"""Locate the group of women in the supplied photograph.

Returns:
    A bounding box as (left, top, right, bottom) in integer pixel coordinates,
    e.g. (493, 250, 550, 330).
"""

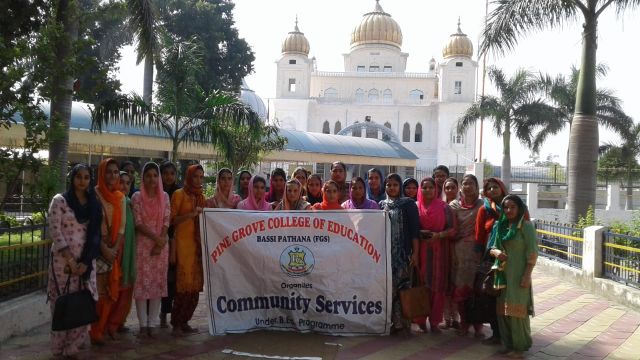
(47, 160, 537, 359)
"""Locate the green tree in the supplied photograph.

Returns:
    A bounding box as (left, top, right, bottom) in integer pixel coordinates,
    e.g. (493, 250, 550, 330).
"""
(158, 0, 254, 92)
(457, 67, 560, 189)
(598, 123, 640, 210)
(91, 36, 261, 162)
(216, 122, 287, 174)
(481, 0, 639, 223)
(127, 0, 162, 105)
(532, 65, 632, 152)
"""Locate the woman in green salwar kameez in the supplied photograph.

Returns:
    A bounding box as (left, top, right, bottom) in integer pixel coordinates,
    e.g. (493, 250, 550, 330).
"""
(489, 194, 537, 358)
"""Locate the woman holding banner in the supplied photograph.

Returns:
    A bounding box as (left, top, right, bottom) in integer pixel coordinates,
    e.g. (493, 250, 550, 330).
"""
(379, 173, 420, 335)
(311, 180, 342, 210)
(237, 176, 272, 211)
(330, 162, 350, 203)
(131, 163, 170, 338)
(170, 164, 205, 336)
(206, 168, 241, 209)
(291, 167, 309, 197)
(450, 174, 484, 338)
(342, 177, 378, 210)
(275, 179, 311, 210)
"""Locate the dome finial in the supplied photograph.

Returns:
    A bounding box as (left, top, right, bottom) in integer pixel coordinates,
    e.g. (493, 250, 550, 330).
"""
(374, 0, 384, 12)
(294, 15, 299, 32)
(457, 17, 462, 33)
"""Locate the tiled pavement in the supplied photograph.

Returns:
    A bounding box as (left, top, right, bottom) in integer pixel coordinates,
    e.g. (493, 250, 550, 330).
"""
(2, 268, 640, 360)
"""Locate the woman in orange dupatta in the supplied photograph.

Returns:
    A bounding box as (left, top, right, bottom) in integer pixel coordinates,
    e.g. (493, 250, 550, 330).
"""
(90, 159, 126, 344)
(170, 164, 206, 336)
(311, 180, 342, 210)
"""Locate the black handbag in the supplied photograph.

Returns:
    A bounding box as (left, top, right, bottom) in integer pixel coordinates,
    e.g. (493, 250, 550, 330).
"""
(51, 260, 98, 331)
(475, 251, 501, 297)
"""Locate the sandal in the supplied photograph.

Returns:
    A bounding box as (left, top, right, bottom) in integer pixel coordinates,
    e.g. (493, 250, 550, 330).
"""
(181, 324, 198, 333)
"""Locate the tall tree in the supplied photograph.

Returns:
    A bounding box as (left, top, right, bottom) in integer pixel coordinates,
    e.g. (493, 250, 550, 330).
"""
(481, 0, 640, 223)
(158, 0, 254, 92)
(598, 123, 640, 210)
(216, 122, 287, 174)
(457, 67, 560, 189)
(91, 36, 261, 162)
(48, 0, 80, 191)
(127, 0, 161, 105)
(532, 65, 632, 152)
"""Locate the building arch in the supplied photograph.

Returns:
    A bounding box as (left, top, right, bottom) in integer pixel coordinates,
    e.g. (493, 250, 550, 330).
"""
(334, 121, 342, 134)
(415, 123, 423, 142)
(402, 123, 411, 142)
(322, 121, 330, 134)
(368, 89, 379, 102)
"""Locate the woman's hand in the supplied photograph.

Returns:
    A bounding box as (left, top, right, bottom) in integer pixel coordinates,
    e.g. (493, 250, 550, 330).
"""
(410, 252, 419, 267)
(420, 230, 433, 240)
(490, 248, 507, 261)
(193, 207, 203, 217)
(102, 245, 117, 262)
(520, 275, 531, 288)
(74, 263, 88, 276)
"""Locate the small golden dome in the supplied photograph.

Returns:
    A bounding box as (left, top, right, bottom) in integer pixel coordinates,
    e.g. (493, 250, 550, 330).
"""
(350, 0, 402, 49)
(442, 19, 474, 59)
(282, 18, 310, 56)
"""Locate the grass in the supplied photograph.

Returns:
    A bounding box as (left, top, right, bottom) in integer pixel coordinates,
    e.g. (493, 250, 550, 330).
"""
(0, 229, 45, 247)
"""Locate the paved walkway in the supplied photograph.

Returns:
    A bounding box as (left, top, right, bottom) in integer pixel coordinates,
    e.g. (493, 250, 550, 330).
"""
(2, 268, 640, 360)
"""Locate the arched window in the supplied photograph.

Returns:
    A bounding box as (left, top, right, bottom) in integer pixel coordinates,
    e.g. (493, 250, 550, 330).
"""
(415, 123, 423, 142)
(322, 121, 330, 134)
(334, 121, 342, 134)
(368, 89, 379, 102)
(355, 89, 365, 103)
(402, 123, 410, 142)
(409, 89, 424, 102)
(366, 126, 378, 139)
(452, 133, 464, 145)
(325, 87, 338, 99)
(352, 122, 362, 137)
(383, 89, 392, 104)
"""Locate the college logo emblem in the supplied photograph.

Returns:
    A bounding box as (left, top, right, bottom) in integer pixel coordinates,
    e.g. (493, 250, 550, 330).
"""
(280, 245, 315, 277)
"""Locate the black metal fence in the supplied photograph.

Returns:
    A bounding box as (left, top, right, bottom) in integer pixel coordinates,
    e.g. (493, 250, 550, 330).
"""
(603, 232, 640, 289)
(534, 220, 583, 268)
(0, 224, 50, 302)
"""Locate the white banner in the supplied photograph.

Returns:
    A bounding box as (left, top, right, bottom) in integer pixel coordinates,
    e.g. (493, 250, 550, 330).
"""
(200, 209, 392, 336)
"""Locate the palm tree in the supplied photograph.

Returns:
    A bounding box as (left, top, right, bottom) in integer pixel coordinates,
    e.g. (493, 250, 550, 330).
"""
(48, 0, 80, 191)
(457, 67, 560, 189)
(532, 65, 632, 152)
(91, 36, 261, 162)
(598, 123, 640, 210)
(481, 0, 639, 223)
(127, 0, 161, 105)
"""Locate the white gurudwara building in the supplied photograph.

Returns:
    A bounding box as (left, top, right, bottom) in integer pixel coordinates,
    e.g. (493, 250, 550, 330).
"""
(269, 0, 478, 171)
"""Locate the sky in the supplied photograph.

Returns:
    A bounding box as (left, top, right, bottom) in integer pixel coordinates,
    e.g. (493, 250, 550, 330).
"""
(117, 0, 640, 166)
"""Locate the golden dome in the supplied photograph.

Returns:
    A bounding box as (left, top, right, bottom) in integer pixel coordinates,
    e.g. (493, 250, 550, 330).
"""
(350, 0, 402, 49)
(282, 18, 310, 56)
(442, 19, 474, 59)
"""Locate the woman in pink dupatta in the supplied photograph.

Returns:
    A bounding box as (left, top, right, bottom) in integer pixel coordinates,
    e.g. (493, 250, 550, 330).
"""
(414, 177, 454, 333)
(237, 176, 272, 211)
(206, 168, 241, 209)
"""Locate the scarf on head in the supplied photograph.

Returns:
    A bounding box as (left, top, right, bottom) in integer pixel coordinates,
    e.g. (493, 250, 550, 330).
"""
(236, 170, 251, 200)
(366, 168, 386, 202)
(240, 176, 271, 211)
(491, 204, 529, 289)
(97, 158, 124, 300)
(139, 162, 166, 233)
(343, 178, 379, 209)
(313, 184, 342, 210)
(280, 180, 309, 210)
(63, 164, 102, 280)
(212, 168, 239, 208)
(266, 169, 286, 203)
(402, 177, 419, 201)
(416, 177, 447, 232)
(306, 190, 323, 206)
(483, 177, 507, 218)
